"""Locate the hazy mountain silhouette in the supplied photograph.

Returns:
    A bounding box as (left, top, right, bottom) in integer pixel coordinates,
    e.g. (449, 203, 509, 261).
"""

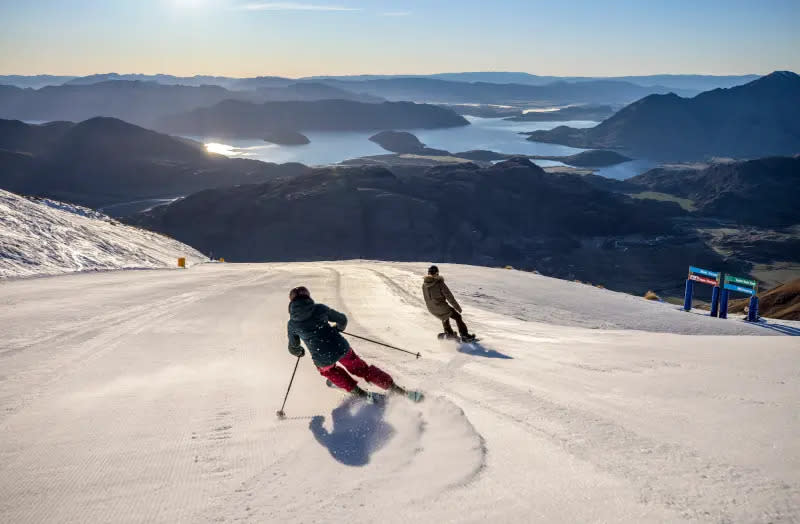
(60, 73, 295, 90)
(0, 72, 758, 93)
(0, 81, 252, 128)
(303, 73, 758, 91)
(526, 72, 800, 159)
(0, 75, 77, 89)
(314, 77, 697, 106)
(256, 82, 383, 103)
(0, 80, 391, 129)
(158, 99, 469, 138)
(0, 117, 307, 210)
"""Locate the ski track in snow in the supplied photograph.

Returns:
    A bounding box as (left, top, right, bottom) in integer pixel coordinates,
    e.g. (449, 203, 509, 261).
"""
(0, 261, 798, 523)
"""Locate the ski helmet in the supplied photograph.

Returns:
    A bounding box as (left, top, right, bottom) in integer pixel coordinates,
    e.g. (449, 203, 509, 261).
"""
(428, 265, 439, 275)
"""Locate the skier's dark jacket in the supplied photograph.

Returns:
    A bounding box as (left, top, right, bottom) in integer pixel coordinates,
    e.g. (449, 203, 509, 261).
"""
(287, 296, 349, 367)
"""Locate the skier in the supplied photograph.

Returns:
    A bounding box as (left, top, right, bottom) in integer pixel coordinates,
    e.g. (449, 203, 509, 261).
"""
(287, 286, 422, 402)
(422, 265, 476, 341)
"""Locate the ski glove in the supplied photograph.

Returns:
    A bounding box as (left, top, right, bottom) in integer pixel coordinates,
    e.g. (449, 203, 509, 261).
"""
(326, 308, 348, 332)
(289, 345, 305, 358)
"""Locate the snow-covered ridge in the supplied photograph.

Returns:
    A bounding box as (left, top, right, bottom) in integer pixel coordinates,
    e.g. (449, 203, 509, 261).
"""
(0, 189, 207, 278)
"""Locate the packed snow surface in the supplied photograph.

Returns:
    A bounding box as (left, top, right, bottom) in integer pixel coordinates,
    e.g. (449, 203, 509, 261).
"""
(0, 189, 206, 278)
(0, 261, 798, 523)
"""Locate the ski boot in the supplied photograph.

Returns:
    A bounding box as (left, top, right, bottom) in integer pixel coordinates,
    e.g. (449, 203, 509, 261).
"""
(351, 385, 385, 404)
(389, 384, 425, 403)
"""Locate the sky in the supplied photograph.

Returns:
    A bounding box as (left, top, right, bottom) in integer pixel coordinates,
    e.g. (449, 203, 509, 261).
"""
(0, 0, 798, 77)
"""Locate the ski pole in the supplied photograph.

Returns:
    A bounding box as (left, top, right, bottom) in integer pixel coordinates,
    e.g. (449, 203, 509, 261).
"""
(276, 356, 301, 419)
(342, 331, 421, 359)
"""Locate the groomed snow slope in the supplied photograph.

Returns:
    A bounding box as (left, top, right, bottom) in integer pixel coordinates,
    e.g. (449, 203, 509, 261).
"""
(0, 189, 206, 278)
(0, 262, 797, 523)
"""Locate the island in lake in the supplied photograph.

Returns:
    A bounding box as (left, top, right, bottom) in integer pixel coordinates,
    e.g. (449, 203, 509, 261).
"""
(369, 130, 449, 156)
(264, 129, 310, 146)
(357, 131, 631, 168)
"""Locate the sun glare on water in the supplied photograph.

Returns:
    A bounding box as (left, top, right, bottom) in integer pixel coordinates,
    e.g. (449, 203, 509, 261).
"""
(206, 142, 237, 156)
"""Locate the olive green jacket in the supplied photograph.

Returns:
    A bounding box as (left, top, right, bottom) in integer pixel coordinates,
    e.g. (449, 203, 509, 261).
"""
(422, 275, 461, 320)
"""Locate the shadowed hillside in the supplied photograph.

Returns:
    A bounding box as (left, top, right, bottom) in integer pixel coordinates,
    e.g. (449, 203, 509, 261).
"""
(157, 99, 469, 138)
(0, 118, 307, 210)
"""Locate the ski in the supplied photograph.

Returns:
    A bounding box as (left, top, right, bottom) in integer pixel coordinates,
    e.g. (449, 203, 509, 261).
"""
(325, 379, 424, 404)
(325, 379, 386, 404)
(404, 390, 425, 403)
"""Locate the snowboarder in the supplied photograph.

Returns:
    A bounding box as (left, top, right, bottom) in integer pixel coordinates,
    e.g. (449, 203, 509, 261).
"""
(422, 265, 476, 341)
(287, 286, 421, 402)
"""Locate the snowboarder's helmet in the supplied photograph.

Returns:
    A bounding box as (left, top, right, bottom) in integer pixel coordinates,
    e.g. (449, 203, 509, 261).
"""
(289, 286, 310, 301)
(428, 265, 439, 275)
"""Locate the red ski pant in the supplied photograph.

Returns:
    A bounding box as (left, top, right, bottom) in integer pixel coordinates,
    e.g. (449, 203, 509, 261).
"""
(317, 348, 394, 392)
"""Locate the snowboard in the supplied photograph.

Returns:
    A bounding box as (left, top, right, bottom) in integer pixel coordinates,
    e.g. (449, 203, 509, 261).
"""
(437, 332, 480, 343)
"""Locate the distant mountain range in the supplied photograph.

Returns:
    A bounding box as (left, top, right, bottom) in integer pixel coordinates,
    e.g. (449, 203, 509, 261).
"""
(0, 117, 306, 210)
(1, 72, 759, 92)
(0, 80, 385, 128)
(424, 73, 760, 91)
(307, 73, 759, 92)
(526, 71, 800, 160)
(61, 73, 295, 90)
(311, 77, 697, 106)
(0, 75, 77, 89)
(0, 81, 249, 128)
(0, 73, 763, 115)
(157, 99, 469, 138)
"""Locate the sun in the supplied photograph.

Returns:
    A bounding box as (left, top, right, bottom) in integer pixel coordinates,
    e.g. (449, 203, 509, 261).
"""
(172, 0, 208, 7)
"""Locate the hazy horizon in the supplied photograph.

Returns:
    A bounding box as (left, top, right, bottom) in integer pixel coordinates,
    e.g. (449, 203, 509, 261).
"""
(1, 0, 798, 77)
(0, 70, 781, 79)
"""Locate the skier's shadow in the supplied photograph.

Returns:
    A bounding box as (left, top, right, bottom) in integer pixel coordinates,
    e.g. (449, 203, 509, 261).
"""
(457, 341, 512, 359)
(309, 397, 395, 467)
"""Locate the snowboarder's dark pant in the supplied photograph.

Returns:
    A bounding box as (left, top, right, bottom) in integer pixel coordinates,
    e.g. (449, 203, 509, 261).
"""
(318, 348, 394, 392)
(443, 309, 470, 337)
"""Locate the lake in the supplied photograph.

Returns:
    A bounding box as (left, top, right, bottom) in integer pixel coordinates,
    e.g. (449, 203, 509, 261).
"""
(191, 117, 656, 180)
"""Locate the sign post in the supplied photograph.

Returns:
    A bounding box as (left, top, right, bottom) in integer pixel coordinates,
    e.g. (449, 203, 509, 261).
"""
(683, 279, 694, 311)
(710, 285, 721, 317)
(722, 274, 758, 321)
(684, 266, 721, 314)
(719, 289, 729, 319)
